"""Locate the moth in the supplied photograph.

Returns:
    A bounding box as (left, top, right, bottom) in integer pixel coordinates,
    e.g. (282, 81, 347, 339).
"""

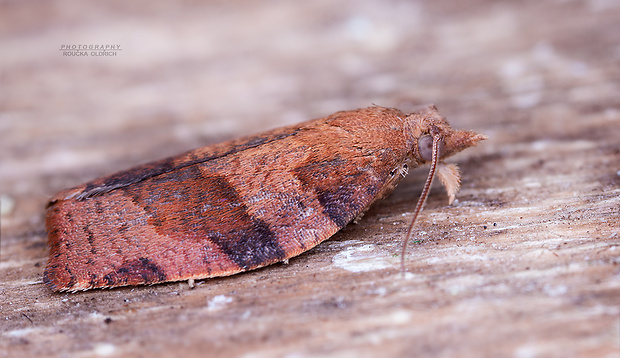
(44, 105, 486, 291)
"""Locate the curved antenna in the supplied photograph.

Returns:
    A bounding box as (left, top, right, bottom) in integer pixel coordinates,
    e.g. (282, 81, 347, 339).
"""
(400, 129, 441, 272)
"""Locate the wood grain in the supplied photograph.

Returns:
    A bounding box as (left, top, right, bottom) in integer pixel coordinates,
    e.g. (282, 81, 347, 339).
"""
(1, 1, 618, 357)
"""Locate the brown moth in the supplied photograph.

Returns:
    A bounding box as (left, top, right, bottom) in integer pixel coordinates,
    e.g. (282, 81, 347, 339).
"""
(44, 105, 486, 291)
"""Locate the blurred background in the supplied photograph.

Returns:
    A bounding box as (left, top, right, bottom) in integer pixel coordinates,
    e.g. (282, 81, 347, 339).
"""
(1, 1, 619, 357)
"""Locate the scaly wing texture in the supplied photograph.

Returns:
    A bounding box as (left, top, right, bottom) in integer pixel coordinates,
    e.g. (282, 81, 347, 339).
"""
(44, 107, 413, 291)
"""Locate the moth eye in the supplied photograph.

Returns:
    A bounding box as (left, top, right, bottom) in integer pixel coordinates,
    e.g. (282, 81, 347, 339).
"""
(418, 135, 434, 161)
(418, 135, 445, 161)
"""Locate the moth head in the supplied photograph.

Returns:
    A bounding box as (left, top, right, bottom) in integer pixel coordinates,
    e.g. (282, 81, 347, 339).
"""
(412, 109, 486, 204)
(414, 106, 487, 164)
(417, 129, 486, 163)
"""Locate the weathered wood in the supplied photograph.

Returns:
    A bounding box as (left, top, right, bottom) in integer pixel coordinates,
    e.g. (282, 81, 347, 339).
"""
(1, 1, 618, 357)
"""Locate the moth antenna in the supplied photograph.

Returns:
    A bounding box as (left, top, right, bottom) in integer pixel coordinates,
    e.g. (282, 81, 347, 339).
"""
(400, 128, 441, 273)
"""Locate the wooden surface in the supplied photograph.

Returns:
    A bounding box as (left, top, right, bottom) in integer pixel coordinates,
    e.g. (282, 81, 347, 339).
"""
(1, 1, 619, 357)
